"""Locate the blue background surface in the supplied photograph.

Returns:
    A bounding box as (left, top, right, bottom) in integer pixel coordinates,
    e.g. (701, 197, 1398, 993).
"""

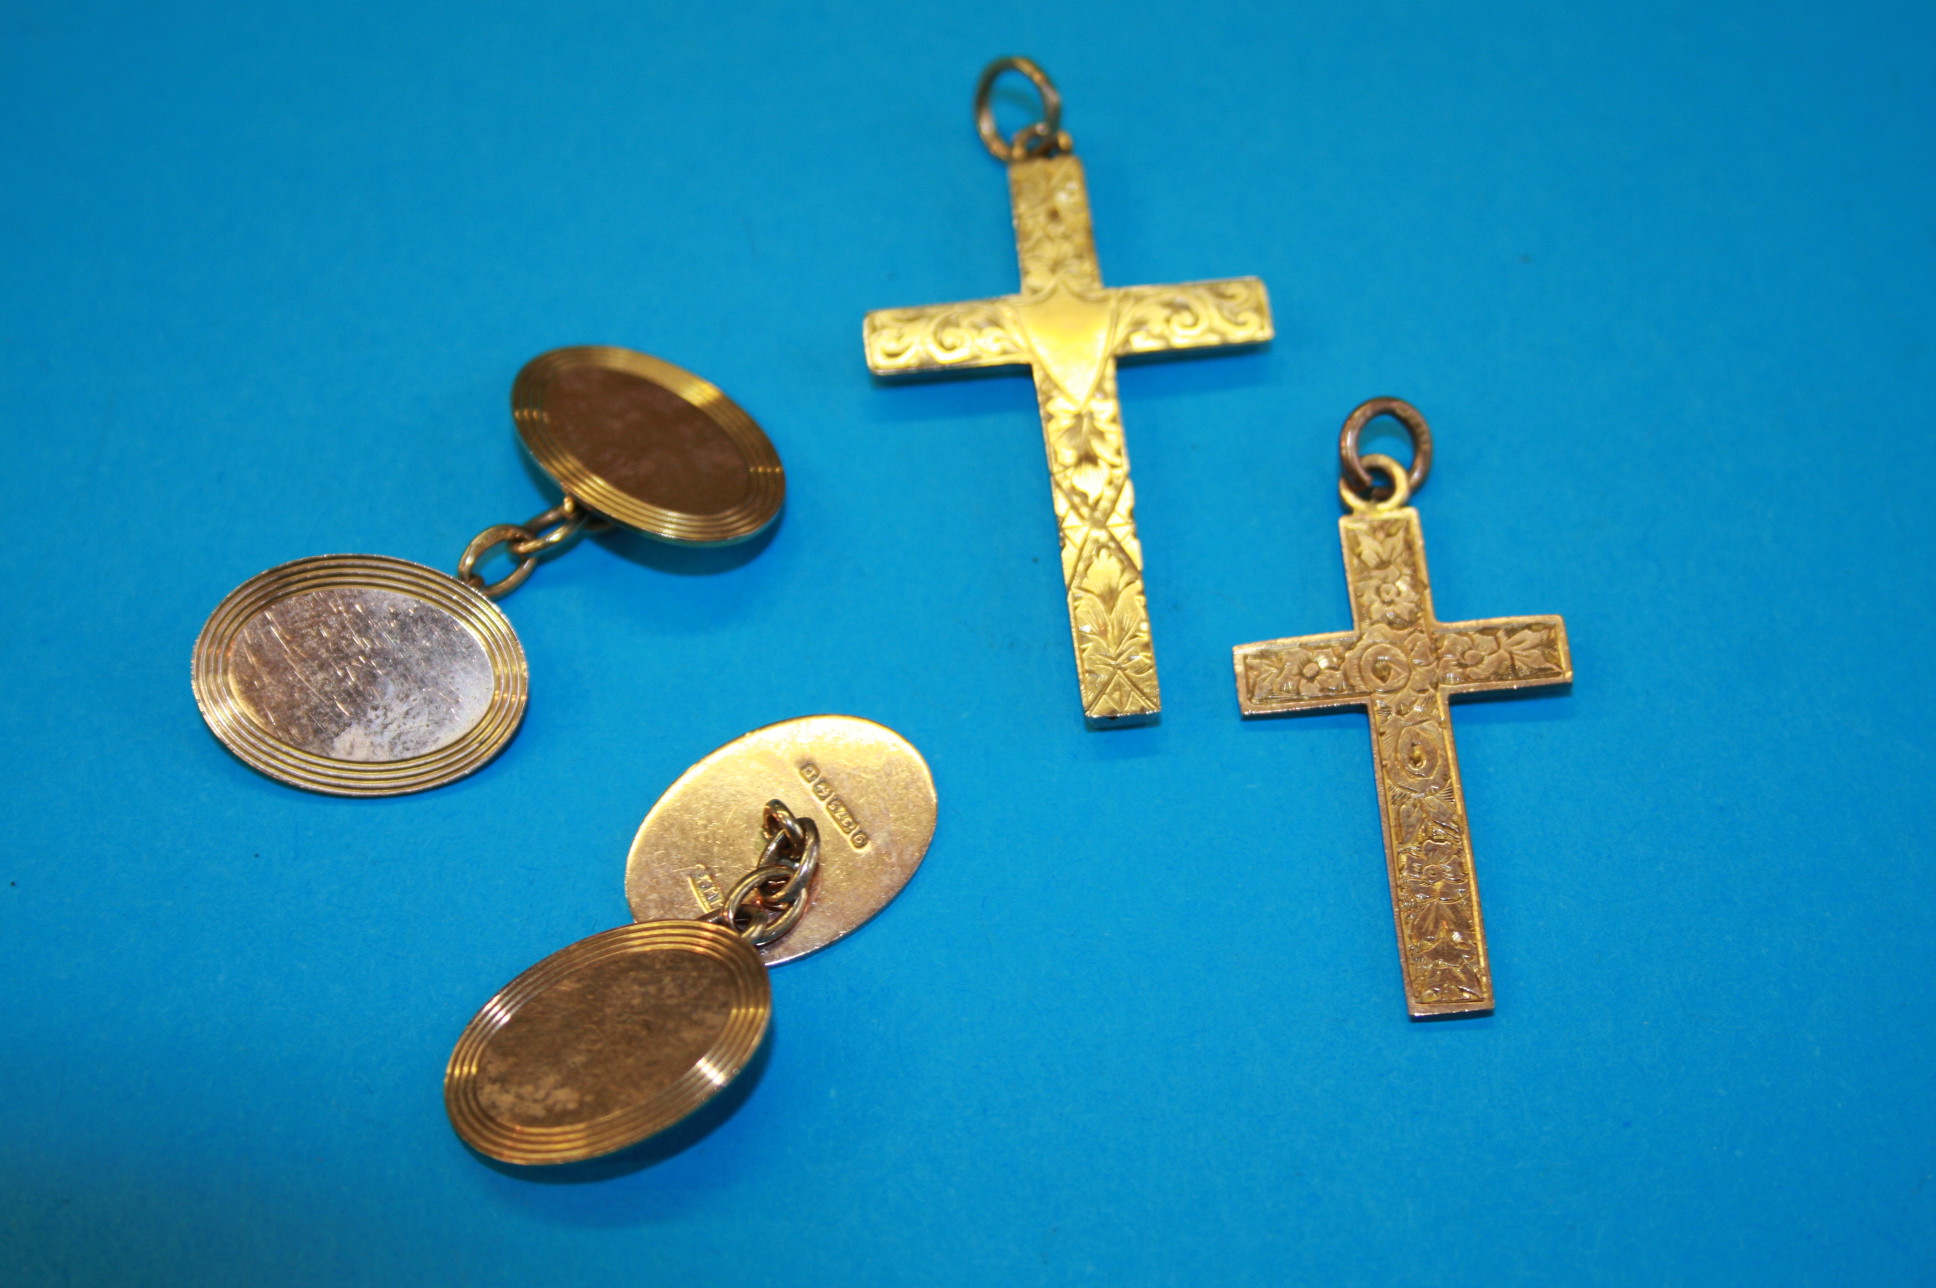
(4, 1, 1933, 1284)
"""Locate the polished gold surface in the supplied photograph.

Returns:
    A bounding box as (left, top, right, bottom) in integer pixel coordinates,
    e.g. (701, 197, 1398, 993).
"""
(445, 919, 770, 1166)
(513, 345, 783, 545)
(866, 62, 1270, 722)
(1232, 430, 1571, 1017)
(193, 554, 527, 795)
(626, 716, 938, 965)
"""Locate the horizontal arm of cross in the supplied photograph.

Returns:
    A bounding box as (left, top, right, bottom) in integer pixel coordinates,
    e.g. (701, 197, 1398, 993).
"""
(863, 298, 1028, 375)
(1233, 631, 1365, 714)
(1234, 611, 1570, 716)
(1111, 277, 1273, 358)
(1432, 615, 1571, 695)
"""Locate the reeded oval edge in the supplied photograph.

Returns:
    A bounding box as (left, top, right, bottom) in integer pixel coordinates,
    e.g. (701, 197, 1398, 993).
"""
(512, 345, 785, 546)
(191, 554, 529, 796)
(444, 920, 771, 1166)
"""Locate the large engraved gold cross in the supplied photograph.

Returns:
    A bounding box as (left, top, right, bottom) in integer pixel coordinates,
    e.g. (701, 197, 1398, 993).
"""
(865, 153, 1271, 722)
(1232, 434, 1570, 1016)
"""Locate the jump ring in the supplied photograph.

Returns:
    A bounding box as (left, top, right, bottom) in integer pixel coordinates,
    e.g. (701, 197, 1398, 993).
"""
(1339, 397, 1433, 499)
(1008, 123, 1075, 160)
(975, 56, 1066, 163)
(1339, 453, 1413, 514)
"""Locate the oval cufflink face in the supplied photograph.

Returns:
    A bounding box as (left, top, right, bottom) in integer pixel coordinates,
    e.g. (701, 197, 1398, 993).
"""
(444, 919, 771, 1166)
(512, 345, 785, 546)
(625, 716, 939, 966)
(192, 554, 527, 795)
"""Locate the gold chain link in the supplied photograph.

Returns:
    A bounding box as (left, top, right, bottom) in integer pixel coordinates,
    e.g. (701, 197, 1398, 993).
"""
(455, 495, 609, 600)
(713, 801, 820, 947)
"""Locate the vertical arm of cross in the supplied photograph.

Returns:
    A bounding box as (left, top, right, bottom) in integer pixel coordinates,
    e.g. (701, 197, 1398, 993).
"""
(1353, 507, 1497, 1015)
(1000, 157, 1156, 719)
(1006, 155, 1105, 293)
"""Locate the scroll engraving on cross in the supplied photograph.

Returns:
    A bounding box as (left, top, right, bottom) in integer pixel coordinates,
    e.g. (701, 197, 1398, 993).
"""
(865, 153, 1271, 722)
(1232, 425, 1571, 1016)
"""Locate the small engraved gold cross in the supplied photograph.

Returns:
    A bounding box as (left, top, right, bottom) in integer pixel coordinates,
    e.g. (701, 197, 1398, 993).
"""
(1232, 451, 1570, 1016)
(866, 154, 1271, 722)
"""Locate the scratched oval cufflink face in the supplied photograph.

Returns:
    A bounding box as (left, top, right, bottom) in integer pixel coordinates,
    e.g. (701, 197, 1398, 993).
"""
(191, 554, 528, 796)
(624, 716, 938, 966)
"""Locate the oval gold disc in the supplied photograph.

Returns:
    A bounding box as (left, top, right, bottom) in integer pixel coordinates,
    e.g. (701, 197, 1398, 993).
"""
(445, 919, 770, 1166)
(512, 346, 784, 545)
(191, 554, 528, 796)
(626, 716, 938, 966)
